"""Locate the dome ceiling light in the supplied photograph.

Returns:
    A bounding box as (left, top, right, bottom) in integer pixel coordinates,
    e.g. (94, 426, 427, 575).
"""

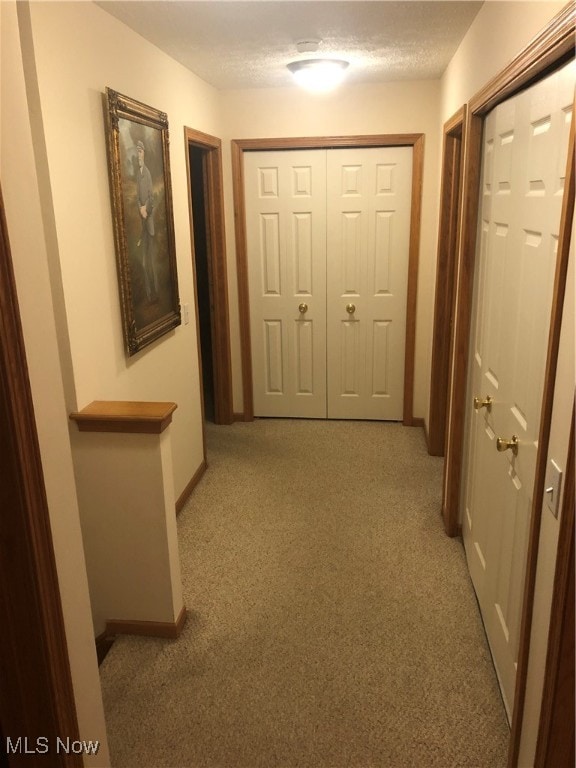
(287, 40, 350, 92)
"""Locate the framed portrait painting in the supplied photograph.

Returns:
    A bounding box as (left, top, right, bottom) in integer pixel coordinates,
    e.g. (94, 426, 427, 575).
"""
(105, 88, 181, 355)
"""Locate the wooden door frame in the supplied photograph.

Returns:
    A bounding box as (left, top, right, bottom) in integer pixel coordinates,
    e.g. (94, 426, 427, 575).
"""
(0, 185, 82, 766)
(428, 107, 466, 456)
(442, 4, 574, 536)
(184, 127, 234, 426)
(232, 134, 424, 424)
(440, 3, 574, 765)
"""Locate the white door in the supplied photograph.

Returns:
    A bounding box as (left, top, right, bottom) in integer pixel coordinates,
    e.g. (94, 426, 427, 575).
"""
(463, 61, 574, 720)
(245, 150, 327, 418)
(244, 146, 412, 419)
(326, 147, 412, 419)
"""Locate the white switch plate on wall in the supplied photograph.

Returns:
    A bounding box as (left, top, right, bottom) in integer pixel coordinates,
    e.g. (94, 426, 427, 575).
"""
(544, 459, 563, 519)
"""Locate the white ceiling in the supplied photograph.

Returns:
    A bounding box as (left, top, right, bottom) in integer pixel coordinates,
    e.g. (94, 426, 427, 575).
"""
(96, 1, 484, 90)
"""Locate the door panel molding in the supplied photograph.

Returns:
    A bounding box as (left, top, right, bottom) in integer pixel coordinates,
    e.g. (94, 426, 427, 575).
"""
(232, 134, 424, 424)
(441, 3, 574, 764)
(185, 127, 234, 426)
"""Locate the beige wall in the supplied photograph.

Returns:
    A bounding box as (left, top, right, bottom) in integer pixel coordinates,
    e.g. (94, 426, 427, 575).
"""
(220, 80, 441, 422)
(2, 0, 227, 757)
(441, 1, 566, 123)
(440, 3, 573, 765)
(1, 2, 109, 763)
(24, 0, 223, 500)
(73, 428, 184, 635)
(2, 0, 571, 762)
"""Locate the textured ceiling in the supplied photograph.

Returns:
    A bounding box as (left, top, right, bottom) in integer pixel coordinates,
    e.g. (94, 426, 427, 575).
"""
(96, 1, 484, 90)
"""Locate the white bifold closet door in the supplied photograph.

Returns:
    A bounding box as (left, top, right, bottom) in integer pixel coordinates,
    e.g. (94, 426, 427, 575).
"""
(462, 60, 574, 721)
(244, 146, 412, 419)
(245, 150, 327, 418)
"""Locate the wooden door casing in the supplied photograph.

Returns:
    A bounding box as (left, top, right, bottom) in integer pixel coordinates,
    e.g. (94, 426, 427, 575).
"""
(429, 107, 466, 457)
(233, 134, 424, 424)
(0, 184, 81, 765)
(244, 146, 413, 421)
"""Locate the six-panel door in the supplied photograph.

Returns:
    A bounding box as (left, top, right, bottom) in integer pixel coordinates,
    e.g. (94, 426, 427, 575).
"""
(326, 147, 412, 419)
(245, 150, 328, 418)
(244, 146, 412, 420)
(463, 60, 574, 720)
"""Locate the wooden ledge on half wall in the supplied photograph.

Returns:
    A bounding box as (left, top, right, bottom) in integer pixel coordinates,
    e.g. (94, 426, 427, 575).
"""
(69, 400, 177, 434)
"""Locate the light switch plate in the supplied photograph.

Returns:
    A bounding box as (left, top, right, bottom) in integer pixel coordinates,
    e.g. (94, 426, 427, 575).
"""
(544, 459, 562, 519)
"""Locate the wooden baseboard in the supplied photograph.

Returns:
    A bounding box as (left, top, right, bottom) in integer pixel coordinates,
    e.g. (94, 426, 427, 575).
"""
(406, 417, 430, 451)
(105, 605, 187, 640)
(443, 502, 462, 539)
(233, 412, 246, 422)
(422, 420, 430, 450)
(95, 631, 116, 666)
(176, 460, 207, 513)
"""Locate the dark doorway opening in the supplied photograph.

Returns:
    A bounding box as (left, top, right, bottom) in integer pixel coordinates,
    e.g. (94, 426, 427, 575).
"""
(188, 145, 215, 422)
(185, 128, 233, 426)
(428, 107, 465, 458)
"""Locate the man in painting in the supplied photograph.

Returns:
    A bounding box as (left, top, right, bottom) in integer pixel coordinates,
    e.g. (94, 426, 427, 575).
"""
(136, 139, 158, 303)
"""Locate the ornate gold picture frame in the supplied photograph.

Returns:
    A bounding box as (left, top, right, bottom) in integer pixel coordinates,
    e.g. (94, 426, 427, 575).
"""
(105, 88, 180, 356)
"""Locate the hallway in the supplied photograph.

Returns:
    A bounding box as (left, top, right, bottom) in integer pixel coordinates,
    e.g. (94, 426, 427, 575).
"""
(100, 420, 509, 767)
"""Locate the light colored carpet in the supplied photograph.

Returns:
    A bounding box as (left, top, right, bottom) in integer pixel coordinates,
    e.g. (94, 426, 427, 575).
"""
(100, 419, 509, 767)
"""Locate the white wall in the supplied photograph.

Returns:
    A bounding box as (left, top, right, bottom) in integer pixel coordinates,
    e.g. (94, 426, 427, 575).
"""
(24, 0, 223, 500)
(1, 2, 109, 763)
(440, 3, 573, 765)
(220, 80, 441, 422)
(441, 1, 566, 123)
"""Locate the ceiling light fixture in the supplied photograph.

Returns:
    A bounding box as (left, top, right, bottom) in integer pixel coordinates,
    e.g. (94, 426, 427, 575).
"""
(287, 39, 349, 92)
(287, 58, 349, 92)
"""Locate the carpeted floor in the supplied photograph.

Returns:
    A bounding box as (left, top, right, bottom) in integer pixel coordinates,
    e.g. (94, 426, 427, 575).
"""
(100, 419, 509, 767)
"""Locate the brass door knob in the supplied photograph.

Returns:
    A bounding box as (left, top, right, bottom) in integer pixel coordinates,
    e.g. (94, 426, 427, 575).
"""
(496, 435, 518, 455)
(345, 303, 356, 314)
(298, 303, 308, 314)
(473, 395, 493, 412)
